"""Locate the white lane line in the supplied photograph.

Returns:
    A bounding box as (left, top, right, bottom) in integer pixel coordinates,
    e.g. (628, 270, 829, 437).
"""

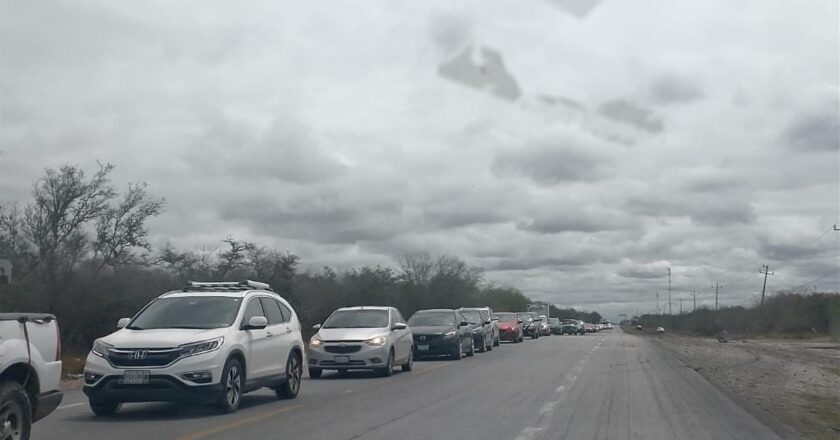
(539, 401, 558, 415)
(555, 385, 566, 393)
(514, 427, 544, 440)
(57, 402, 85, 410)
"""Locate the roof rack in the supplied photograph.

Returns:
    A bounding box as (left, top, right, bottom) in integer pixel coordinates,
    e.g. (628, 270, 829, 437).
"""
(183, 280, 273, 292)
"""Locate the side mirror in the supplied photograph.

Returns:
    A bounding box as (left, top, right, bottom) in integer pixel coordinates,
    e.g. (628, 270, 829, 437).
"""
(117, 318, 131, 329)
(246, 316, 268, 330)
(459, 321, 469, 327)
(517, 319, 523, 324)
(312, 323, 322, 330)
(392, 322, 407, 330)
(483, 320, 492, 325)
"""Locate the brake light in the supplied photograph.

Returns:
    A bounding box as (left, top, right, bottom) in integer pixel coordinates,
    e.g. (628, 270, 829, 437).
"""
(55, 320, 62, 362)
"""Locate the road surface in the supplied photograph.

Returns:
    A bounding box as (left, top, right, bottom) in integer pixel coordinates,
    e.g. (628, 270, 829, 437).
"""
(35, 328, 787, 440)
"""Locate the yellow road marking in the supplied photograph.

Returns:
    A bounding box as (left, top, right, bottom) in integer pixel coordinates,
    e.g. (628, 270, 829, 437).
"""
(174, 405, 300, 440)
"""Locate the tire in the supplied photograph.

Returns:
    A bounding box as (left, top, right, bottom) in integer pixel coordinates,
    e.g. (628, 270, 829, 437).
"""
(478, 336, 486, 353)
(486, 338, 493, 352)
(0, 381, 32, 440)
(493, 336, 500, 347)
(89, 400, 121, 416)
(275, 352, 302, 400)
(531, 332, 538, 340)
(216, 358, 244, 414)
(401, 349, 413, 372)
(308, 368, 323, 379)
(466, 342, 475, 357)
(379, 349, 394, 377)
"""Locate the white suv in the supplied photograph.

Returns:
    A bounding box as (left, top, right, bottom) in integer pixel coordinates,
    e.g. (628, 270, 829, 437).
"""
(83, 281, 304, 415)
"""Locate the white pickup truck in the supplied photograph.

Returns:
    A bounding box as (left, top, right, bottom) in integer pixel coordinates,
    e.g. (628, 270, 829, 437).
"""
(0, 313, 64, 440)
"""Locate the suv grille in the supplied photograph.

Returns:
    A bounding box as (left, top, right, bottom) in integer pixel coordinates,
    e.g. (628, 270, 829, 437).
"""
(324, 345, 362, 354)
(413, 334, 442, 343)
(107, 348, 181, 367)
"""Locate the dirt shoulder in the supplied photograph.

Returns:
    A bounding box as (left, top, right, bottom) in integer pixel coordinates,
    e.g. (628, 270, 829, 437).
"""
(642, 330, 840, 440)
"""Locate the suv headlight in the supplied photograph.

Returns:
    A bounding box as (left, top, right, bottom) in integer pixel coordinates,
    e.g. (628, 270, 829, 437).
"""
(309, 335, 323, 348)
(91, 339, 112, 358)
(443, 331, 457, 338)
(179, 337, 224, 358)
(364, 336, 387, 346)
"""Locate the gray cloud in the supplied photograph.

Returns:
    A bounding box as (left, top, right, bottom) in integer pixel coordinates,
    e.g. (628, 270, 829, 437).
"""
(781, 106, 839, 153)
(492, 134, 611, 185)
(597, 99, 664, 133)
(626, 193, 756, 226)
(438, 46, 522, 101)
(649, 75, 705, 105)
(517, 209, 629, 234)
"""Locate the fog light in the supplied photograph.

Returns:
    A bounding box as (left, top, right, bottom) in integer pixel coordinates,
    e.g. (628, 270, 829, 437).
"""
(180, 371, 213, 384)
(369, 357, 382, 364)
(84, 371, 103, 384)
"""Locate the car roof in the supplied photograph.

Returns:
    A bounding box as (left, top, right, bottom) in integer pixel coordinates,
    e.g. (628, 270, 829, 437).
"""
(414, 308, 455, 313)
(335, 306, 391, 311)
(159, 290, 274, 298)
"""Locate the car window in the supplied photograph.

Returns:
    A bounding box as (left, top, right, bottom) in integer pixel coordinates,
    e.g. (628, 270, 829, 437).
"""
(395, 310, 406, 324)
(241, 298, 265, 326)
(259, 297, 286, 325)
(278, 301, 293, 323)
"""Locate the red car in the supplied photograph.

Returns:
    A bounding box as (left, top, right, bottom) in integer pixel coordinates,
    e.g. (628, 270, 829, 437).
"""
(494, 312, 524, 343)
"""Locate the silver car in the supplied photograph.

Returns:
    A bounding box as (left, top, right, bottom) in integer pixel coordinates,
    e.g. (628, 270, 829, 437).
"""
(307, 306, 413, 378)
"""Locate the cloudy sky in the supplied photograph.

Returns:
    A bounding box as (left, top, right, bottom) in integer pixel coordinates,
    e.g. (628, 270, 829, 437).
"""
(1, 0, 838, 319)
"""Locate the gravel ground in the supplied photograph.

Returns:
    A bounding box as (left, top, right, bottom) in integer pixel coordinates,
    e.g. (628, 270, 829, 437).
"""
(643, 331, 840, 440)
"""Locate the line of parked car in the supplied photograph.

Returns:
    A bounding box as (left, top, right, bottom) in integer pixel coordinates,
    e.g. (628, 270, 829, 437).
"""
(61, 280, 610, 420)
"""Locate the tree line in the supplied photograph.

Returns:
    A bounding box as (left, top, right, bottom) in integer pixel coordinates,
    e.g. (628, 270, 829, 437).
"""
(0, 163, 603, 352)
(636, 292, 840, 340)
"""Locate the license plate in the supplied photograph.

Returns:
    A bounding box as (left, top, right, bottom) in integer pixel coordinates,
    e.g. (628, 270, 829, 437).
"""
(121, 370, 150, 384)
(417, 345, 429, 351)
(334, 355, 350, 364)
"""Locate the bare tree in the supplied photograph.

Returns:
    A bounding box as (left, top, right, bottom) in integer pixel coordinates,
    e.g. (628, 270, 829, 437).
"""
(396, 252, 434, 286)
(94, 182, 165, 272)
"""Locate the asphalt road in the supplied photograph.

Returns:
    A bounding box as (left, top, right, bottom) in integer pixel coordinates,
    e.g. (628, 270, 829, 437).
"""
(34, 328, 786, 440)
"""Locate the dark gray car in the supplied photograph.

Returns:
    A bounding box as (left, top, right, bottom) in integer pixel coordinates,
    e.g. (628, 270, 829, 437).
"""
(409, 309, 474, 360)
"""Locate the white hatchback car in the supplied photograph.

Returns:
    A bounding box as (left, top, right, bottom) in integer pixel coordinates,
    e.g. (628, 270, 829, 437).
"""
(83, 281, 305, 415)
(307, 306, 413, 378)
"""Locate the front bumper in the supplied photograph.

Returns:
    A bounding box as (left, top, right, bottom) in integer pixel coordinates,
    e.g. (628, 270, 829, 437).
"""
(83, 375, 222, 403)
(412, 336, 460, 357)
(82, 349, 226, 403)
(33, 390, 63, 422)
(307, 343, 390, 370)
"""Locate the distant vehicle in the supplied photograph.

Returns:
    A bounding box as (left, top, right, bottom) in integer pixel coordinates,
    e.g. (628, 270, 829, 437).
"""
(656, 327, 665, 333)
(559, 319, 584, 335)
(84, 281, 305, 415)
(537, 315, 551, 336)
(409, 309, 474, 360)
(527, 304, 550, 321)
(458, 308, 494, 352)
(308, 306, 413, 378)
(517, 313, 539, 339)
(548, 317, 562, 334)
(635, 325, 643, 330)
(584, 323, 599, 333)
(494, 312, 524, 343)
(1, 313, 63, 440)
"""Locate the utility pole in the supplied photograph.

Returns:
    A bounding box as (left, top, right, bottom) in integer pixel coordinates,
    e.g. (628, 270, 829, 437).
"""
(713, 282, 722, 312)
(656, 291, 660, 315)
(692, 290, 697, 313)
(679, 298, 684, 315)
(759, 265, 774, 307)
(668, 267, 672, 316)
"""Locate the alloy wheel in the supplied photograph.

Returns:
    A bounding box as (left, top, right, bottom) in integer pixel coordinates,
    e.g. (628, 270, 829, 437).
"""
(0, 401, 21, 440)
(226, 365, 241, 407)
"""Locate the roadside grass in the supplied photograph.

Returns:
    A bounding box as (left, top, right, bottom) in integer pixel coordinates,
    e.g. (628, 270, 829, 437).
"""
(62, 352, 86, 377)
(796, 393, 840, 440)
(823, 366, 840, 378)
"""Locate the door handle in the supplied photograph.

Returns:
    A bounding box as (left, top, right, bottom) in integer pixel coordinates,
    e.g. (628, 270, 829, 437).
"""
(266, 332, 273, 339)
(285, 328, 292, 333)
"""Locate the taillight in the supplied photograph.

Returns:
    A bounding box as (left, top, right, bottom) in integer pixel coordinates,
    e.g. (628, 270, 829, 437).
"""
(55, 321, 62, 362)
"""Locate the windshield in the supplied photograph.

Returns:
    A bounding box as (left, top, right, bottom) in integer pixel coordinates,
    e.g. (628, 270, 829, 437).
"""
(128, 297, 242, 330)
(495, 313, 517, 323)
(460, 310, 482, 324)
(323, 310, 389, 329)
(408, 312, 456, 327)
